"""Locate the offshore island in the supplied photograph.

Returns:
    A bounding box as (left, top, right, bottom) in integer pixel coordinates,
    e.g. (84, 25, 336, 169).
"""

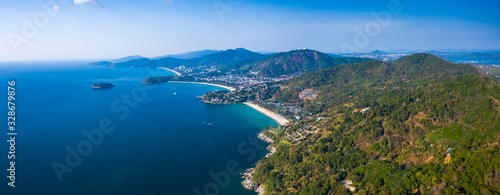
(90, 83, 115, 89)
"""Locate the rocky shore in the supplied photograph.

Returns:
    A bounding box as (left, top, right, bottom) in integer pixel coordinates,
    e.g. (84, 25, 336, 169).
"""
(258, 133, 274, 143)
(241, 168, 264, 195)
(258, 133, 276, 158)
(241, 132, 276, 195)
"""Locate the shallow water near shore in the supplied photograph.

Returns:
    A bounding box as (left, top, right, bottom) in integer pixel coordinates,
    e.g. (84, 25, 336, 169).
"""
(0, 62, 276, 195)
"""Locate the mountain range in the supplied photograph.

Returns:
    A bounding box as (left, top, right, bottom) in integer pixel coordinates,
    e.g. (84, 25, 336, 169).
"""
(151, 49, 222, 60)
(91, 48, 500, 194)
(90, 48, 371, 77)
(246, 53, 500, 194)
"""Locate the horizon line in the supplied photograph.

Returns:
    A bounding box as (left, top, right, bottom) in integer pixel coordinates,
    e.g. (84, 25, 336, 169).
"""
(2, 47, 500, 63)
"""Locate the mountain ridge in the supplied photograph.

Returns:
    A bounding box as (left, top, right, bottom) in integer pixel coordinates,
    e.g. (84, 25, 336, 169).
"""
(246, 53, 500, 194)
(151, 49, 222, 60)
(90, 48, 371, 77)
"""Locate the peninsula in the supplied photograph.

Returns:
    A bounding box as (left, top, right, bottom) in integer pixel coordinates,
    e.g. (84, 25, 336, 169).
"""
(159, 67, 182, 76)
(141, 76, 175, 84)
(169, 81, 236, 91)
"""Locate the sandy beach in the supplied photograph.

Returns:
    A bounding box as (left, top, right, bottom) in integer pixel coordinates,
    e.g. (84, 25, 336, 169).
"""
(168, 81, 236, 91)
(243, 102, 289, 126)
(158, 67, 182, 76)
(156, 68, 236, 91)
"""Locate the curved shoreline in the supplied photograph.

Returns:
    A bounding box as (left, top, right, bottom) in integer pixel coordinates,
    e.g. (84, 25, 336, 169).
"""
(243, 102, 289, 126)
(241, 133, 276, 194)
(166, 77, 285, 194)
(168, 81, 236, 91)
(158, 67, 182, 76)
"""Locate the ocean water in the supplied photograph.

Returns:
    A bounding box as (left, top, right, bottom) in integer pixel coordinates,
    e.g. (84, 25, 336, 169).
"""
(0, 62, 276, 195)
(444, 56, 500, 65)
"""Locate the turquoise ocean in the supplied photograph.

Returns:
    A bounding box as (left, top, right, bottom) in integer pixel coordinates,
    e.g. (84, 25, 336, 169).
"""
(0, 62, 276, 195)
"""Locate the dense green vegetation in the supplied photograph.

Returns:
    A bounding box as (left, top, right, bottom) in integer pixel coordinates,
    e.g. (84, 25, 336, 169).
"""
(196, 48, 265, 72)
(274, 53, 479, 114)
(481, 68, 500, 80)
(202, 85, 282, 105)
(248, 49, 371, 77)
(141, 76, 175, 84)
(251, 54, 500, 194)
(482, 68, 500, 75)
(90, 82, 115, 89)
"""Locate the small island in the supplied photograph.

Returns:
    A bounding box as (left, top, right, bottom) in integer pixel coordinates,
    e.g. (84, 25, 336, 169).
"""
(141, 76, 175, 84)
(90, 83, 115, 89)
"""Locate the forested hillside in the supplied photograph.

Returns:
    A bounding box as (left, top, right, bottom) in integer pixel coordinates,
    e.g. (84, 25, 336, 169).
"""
(252, 54, 500, 194)
(247, 49, 371, 77)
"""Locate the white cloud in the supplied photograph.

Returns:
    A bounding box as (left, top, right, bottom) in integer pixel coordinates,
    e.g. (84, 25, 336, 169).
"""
(74, 0, 105, 9)
(74, 0, 91, 3)
(162, 0, 175, 4)
(52, 5, 60, 11)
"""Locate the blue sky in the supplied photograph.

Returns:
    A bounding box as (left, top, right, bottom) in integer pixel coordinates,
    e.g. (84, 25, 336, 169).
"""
(0, 0, 499, 61)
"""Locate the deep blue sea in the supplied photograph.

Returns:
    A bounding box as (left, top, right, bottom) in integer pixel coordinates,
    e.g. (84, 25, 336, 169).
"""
(0, 61, 276, 195)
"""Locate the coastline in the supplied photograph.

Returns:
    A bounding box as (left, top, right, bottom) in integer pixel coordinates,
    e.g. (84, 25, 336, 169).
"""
(158, 67, 182, 76)
(169, 79, 284, 194)
(241, 133, 276, 195)
(243, 102, 289, 126)
(240, 103, 286, 194)
(169, 81, 236, 91)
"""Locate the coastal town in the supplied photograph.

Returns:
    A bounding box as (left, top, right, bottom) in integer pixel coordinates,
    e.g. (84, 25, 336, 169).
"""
(161, 65, 346, 144)
(166, 65, 296, 87)
(161, 64, 323, 123)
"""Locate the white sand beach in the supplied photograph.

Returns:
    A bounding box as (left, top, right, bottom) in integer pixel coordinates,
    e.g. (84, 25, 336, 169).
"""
(243, 102, 289, 126)
(168, 81, 236, 91)
(158, 67, 182, 76)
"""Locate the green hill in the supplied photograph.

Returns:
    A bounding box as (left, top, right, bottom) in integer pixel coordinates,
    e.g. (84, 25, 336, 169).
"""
(141, 76, 175, 84)
(247, 49, 371, 77)
(195, 48, 265, 71)
(114, 58, 152, 67)
(274, 53, 478, 112)
(251, 53, 500, 194)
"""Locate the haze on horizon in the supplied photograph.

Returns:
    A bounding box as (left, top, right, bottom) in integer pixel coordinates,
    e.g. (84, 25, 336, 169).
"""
(1, 0, 499, 61)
